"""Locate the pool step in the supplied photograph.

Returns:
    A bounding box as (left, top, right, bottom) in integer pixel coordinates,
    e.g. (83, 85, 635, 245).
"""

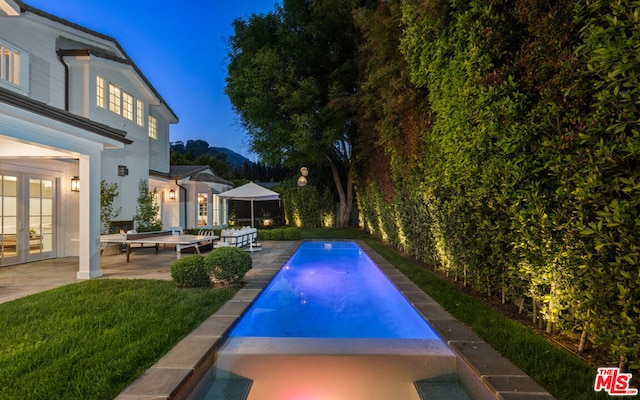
(201, 375, 253, 400)
(213, 337, 457, 400)
(414, 380, 471, 400)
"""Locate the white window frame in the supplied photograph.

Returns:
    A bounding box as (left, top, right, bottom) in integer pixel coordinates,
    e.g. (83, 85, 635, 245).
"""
(197, 193, 208, 226)
(96, 76, 105, 108)
(148, 115, 157, 139)
(212, 194, 220, 225)
(109, 83, 121, 114)
(136, 99, 144, 126)
(0, 40, 29, 94)
(122, 91, 133, 120)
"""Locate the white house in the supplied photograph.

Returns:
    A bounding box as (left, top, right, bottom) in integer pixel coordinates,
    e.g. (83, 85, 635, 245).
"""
(0, 1, 230, 278)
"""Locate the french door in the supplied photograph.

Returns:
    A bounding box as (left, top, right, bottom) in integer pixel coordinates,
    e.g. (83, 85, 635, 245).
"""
(0, 173, 56, 266)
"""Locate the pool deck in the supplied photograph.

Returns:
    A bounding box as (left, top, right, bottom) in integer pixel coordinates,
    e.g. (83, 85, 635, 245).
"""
(0, 240, 555, 399)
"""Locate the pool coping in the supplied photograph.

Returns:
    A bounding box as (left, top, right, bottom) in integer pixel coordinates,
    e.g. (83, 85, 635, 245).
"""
(115, 240, 556, 400)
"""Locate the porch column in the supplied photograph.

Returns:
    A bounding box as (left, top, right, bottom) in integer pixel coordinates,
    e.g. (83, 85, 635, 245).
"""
(77, 152, 102, 279)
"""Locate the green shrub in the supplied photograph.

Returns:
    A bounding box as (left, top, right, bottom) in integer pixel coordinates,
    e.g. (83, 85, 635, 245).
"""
(170, 255, 211, 288)
(257, 227, 301, 240)
(257, 229, 281, 241)
(205, 247, 252, 286)
(282, 227, 301, 240)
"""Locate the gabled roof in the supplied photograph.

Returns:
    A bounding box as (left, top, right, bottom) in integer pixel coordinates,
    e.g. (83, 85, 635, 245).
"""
(13, 0, 178, 122)
(0, 86, 132, 144)
(167, 165, 233, 186)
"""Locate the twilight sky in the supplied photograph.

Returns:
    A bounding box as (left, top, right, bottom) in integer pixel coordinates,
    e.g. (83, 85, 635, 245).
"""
(24, 0, 281, 160)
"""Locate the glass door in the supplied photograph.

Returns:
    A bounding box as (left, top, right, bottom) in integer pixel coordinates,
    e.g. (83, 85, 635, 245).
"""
(28, 178, 54, 261)
(0, 174, 55, 266)
(0, 175, 18, 265)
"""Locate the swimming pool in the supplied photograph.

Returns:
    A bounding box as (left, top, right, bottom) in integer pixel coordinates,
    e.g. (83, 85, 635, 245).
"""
(228, 241, 440, 339)
(200, 241, 457, 400)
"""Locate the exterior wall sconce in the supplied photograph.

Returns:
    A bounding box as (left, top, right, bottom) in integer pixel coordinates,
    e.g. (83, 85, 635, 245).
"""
(169, 189, 176, 199)
(117, 165, 129, 176)
(71, 176, 80, 192)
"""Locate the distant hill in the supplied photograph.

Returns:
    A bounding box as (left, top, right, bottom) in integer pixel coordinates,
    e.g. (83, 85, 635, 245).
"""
(170, 140, 253, 170)
(171, 140, 291, 181)
(210, 147, 253, 169)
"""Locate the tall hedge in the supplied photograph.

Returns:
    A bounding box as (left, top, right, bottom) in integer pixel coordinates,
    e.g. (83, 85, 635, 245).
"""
(279, 184, 335, 228)
(354, 0, 639, 370)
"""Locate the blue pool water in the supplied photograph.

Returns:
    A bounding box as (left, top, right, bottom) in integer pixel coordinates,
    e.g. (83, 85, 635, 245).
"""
(229, 241, 439, 339)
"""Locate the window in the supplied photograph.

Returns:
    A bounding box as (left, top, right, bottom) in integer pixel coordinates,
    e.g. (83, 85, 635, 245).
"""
(148, 115, 157, 139)
(197, 193, 208, 226)
(212, 194, 220, 225)
(96, 76, 105, 108)
(122, 91, 133, 120)
(0, 43, 20, 85)
(109, 83, 121, 114)
(136, 99, 144, 126)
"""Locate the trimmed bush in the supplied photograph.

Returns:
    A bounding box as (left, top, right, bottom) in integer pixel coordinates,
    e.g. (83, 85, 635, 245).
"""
(257, 229, 281, 240)
(205, 247, 252, 286)
(257, 227, 301, 241)
(282, 227, 301, 240)
(170, 255, 211, 288)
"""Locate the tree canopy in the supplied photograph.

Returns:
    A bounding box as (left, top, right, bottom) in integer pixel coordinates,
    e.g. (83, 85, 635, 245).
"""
(225, 0, 377, 226)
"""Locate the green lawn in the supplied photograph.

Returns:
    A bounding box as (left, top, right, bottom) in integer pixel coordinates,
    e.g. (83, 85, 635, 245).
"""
(0, 280, 236, 400)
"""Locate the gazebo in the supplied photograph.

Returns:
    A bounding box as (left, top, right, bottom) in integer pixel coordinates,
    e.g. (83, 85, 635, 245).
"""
(218, 182, 280, 228)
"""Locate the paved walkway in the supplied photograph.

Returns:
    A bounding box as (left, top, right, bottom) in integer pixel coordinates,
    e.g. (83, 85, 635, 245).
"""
(0, 242, 290, 305)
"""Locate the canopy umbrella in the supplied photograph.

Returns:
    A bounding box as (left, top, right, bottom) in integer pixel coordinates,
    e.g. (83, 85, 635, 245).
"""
(218, 182, 280, 228)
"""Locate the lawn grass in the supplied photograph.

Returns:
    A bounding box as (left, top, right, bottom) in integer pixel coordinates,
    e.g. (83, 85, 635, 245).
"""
(0, 279, 236, 400)
(300, 228, 606, 400)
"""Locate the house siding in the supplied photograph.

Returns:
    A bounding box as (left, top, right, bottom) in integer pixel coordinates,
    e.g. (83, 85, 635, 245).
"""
(1, 4, 177, 273)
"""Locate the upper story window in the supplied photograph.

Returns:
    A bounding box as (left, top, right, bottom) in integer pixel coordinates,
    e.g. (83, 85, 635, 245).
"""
(136, 99, 144, 126)
(122, 92, 133, 120)
(97, 78, 148, 127)
(108, 83, 121, 114)
(148, 115, 157, 139)
(0, 40, 27, 93)
(1, 46, 19, 85)
(96, 76, 105, 108)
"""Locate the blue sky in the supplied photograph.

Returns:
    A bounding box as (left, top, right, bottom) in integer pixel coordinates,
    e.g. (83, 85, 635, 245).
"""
(24, 0, 281, 160)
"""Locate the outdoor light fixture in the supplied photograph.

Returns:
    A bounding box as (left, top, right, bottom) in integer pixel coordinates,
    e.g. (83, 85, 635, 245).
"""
(297, 166, 308, 187)
(117, 165, 129, 176)
(71, 176, 80, 192)
(169, 189, 176, 199)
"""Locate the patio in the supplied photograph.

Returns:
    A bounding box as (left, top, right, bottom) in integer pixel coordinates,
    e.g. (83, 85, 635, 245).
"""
(0, 241, 292, 305)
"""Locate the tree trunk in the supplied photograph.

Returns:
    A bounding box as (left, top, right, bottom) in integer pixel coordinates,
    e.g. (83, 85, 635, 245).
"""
(619, 355, 627, 370)
(578, 329, 588, 352)
(327, 157, 353, 227)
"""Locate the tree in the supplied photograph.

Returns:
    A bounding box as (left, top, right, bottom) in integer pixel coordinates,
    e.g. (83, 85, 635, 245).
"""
(100, 180, 120, 234)
(225, 0, 377, 226)
(133, 180, 162, 232)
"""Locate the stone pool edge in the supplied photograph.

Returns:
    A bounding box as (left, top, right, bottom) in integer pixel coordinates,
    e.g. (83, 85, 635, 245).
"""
(115, 239, 555, 400)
